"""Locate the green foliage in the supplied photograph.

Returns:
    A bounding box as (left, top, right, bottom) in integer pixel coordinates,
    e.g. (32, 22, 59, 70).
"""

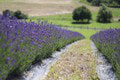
(72, 6, 92, 22)
(97, 4, 113, 23)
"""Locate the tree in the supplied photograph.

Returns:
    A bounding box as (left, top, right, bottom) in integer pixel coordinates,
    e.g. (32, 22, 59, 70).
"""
(97, 4, 113, 23)
(72, 6, 92, 23)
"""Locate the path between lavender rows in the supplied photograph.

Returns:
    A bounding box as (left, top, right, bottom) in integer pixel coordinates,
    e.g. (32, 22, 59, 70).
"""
(43, 39, 98, 80)
(23, 39, 117, 80)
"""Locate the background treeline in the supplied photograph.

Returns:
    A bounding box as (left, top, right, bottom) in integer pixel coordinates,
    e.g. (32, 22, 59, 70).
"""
(87, 0, 120, 7)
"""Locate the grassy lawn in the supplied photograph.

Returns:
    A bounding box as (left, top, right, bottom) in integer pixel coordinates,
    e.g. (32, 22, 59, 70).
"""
(31, 8, 120, 29)
(79, 0, 91, 5)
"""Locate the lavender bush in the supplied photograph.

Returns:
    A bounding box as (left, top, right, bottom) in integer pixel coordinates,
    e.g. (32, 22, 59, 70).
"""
(91, 29, 120, 79)
(0, 15, 84, 80)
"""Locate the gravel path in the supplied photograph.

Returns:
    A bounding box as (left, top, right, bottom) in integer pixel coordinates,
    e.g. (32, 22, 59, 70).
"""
(44, 39, 98, 80)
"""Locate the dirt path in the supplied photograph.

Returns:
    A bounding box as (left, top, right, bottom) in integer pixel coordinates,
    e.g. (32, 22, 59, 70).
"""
(43, 39, 98, 80)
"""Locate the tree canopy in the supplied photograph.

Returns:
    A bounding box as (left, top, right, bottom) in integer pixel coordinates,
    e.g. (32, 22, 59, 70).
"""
(97, 4, 113, 23)
(72, 6, 92, 23)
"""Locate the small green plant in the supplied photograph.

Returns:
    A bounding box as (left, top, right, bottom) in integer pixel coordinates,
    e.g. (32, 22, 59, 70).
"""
(72, 6, 92, 23)
(97, 4, 113, 23)
(14, 10, 28, 19)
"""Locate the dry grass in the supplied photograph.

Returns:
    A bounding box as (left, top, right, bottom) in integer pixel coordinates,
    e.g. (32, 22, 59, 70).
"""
(0, 0, 99, 16)
(44, 39, 99, 80)
(4, 0, 72, 4)
(0, 0, 74, 16)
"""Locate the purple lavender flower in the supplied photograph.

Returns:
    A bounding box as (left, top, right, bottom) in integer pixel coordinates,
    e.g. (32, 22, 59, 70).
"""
(5, 57, 11, 64)
(0, 14, 84, 80)
(91, 29, 120, 79)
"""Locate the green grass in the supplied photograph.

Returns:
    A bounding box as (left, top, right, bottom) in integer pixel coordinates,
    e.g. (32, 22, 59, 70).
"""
(0, 0, 3, 2)
(111, 8, 120, 17)
(64, 27, 99, 39)
(30, 10, 120, 29)
(79, 0, 91, 5)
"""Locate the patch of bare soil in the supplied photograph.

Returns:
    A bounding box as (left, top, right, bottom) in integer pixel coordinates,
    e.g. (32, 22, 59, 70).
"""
(44, 40, 98, 80)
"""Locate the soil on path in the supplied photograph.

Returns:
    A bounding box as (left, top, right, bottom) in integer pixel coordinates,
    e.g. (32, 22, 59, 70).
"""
(44, 39, 99, 80)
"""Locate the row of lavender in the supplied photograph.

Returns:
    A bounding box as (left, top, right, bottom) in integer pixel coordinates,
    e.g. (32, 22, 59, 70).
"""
(0, 15, 85, 80)
(91, 29, 120, 79)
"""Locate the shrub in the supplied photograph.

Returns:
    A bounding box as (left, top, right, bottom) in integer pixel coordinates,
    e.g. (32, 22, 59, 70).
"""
(14, 10, 28, 19)
(72, 6, 92, 23)
(91, 29, 120, 80)
(97, 4, 113, 23)
(0, 14, 84, 80)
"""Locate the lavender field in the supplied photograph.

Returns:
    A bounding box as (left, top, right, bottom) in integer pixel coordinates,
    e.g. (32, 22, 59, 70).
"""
(0, 15, 84, 80)
(91, 29, 120, 80)
(0, 0, 120, 80)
